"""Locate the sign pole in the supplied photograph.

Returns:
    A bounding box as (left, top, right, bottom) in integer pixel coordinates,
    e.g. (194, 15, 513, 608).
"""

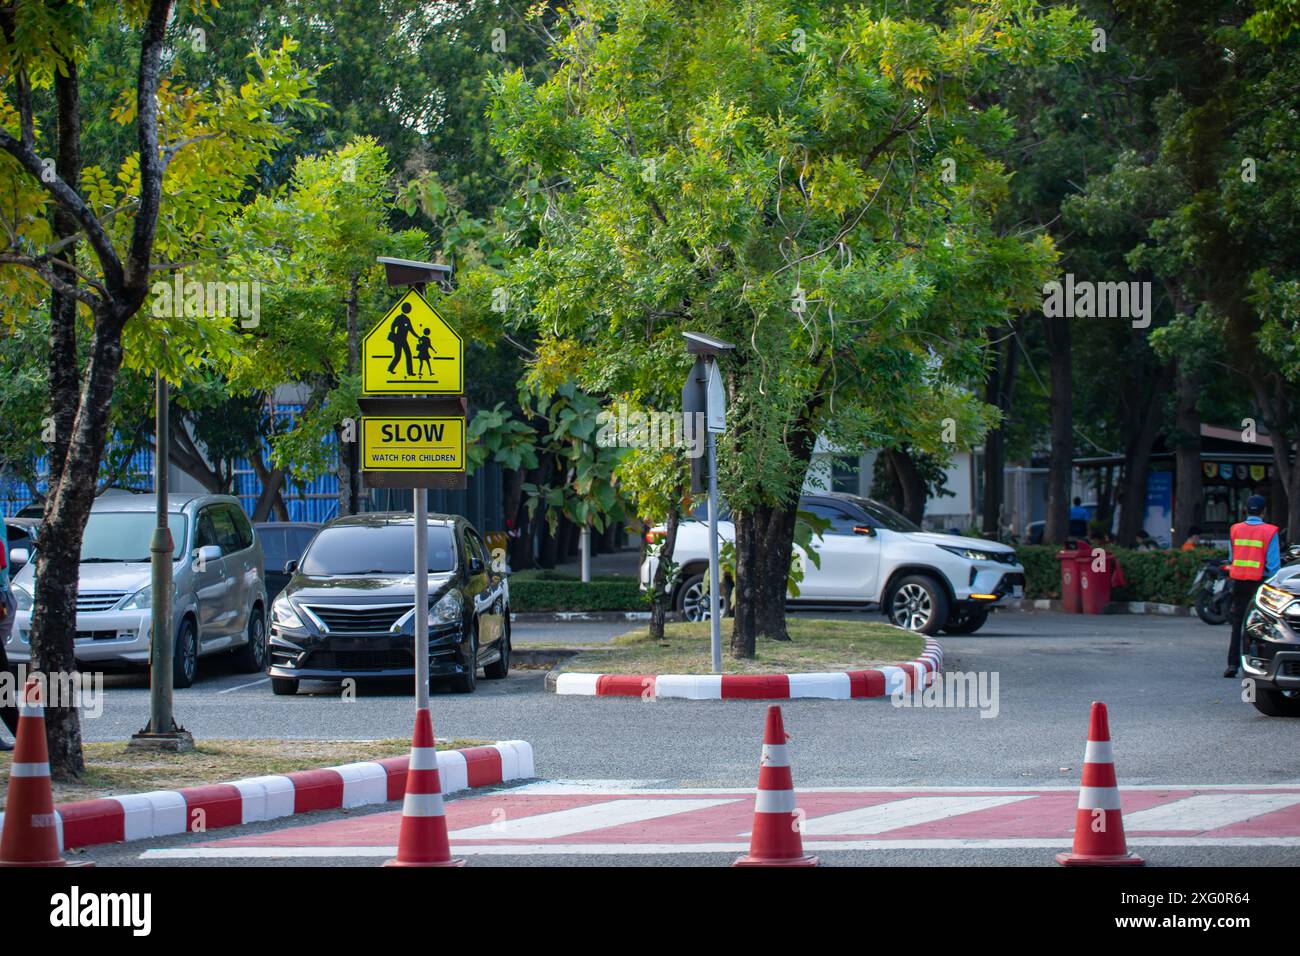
(413, 486, 429, 709)
(706, 399, 722, 674)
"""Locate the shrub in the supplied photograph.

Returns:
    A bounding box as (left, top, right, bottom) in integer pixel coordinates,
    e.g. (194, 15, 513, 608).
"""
(509, 573, 649, 612)
(1014, 544, 1225, 606)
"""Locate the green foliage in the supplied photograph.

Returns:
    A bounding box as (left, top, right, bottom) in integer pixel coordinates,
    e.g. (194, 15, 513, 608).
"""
(508, 574, 650, 612)
(1015, 544, 1226, 606)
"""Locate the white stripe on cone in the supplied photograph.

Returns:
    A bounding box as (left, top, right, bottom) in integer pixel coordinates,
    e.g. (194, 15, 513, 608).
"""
(402, 792, 447, 818)
(1077, 787, 1123, 810)
(754, 789, 797, 814)
(10, 761, 51, 778)
(1084, 740, 1114, 764)
(760, 744, 789, 767)
(409, 747, 438, 771)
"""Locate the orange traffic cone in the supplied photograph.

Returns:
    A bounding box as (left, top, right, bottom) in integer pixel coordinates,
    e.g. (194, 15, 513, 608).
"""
(384, 708, 464, 867)
(1056, 701, 1143, 866)
(0, 678, 90, 867)
(734, 705, 818, 867)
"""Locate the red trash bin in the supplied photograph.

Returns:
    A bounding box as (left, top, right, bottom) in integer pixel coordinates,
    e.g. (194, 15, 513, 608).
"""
(1077, 548, 1119, 614)
(1057, 547, 1082, 613)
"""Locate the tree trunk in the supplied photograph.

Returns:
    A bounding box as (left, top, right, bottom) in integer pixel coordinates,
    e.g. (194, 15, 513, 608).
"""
(1042, 314, 1072, 545)
(46, 59, 81, 498)
(249, 449, 288, 523)
(1172, 363, 1202, 546)
(885, 447, 927, 525)
(1116, 363, 1174, 547)
(981, 320, 1021, 537)
(648, 495, 681, 642)
(30, 315, 127, 779)
(338, 274, 360, 517)
(730, 501, 797, 654)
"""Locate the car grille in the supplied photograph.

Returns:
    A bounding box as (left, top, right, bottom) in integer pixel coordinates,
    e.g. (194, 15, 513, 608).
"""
(75, 630, 118, 641)
(303, 604, 413, 634)
(76, 592, 128, 612)
(303, 649, 413, 671)
(1281, 661, 1300, 678)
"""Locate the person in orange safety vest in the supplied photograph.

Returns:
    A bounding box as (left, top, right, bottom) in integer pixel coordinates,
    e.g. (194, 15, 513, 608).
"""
(1225, 495, 1280, 678)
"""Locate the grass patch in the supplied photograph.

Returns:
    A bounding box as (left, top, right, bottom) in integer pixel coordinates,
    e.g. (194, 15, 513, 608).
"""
(556, 618, 923, 675)
(0, 737, 488, 804)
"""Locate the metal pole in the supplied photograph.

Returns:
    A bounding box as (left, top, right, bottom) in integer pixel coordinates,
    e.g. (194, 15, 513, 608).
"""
(414, 487, 429, 710)
(580, 525, 591, 582)
(149, 372, 174, 733)
(706, 415, 722, 674)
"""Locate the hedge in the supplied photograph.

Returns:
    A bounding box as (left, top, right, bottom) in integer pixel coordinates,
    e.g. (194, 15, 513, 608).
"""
(1014, 545, 1225, 606)
(508, 571, 650, 612)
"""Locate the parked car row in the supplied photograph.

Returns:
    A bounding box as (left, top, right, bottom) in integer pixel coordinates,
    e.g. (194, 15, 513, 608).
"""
(641, 491, 1026, 635)
(2, 494, 510, 696)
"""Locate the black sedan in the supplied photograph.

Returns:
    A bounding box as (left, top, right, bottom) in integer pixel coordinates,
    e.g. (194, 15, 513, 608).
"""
(265, 513, 510, 696)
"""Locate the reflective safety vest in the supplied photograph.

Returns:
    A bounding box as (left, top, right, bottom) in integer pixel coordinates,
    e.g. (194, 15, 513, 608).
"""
(1228, 521, 1279, 581)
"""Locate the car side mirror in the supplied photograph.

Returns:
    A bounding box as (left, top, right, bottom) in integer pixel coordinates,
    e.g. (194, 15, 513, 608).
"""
(193, 544, 222, 566)
(852, 525, 875, 536)
(9, 547, 29, 570)
(284, 559, 298, 575)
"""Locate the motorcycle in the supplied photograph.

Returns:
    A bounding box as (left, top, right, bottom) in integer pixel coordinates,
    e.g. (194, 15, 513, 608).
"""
(1190, 557, 1230, 625)
(1190, 543, 1300, 625)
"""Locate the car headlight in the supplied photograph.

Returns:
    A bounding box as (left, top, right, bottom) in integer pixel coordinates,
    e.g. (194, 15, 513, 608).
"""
(429, 592, 462, 626)
(120, 586, 152, 610)
(938, 545, 995, 562)
(272, 596, 305, 629)
(1256, 584, 1295, 616)
(12, 585, 33, 611)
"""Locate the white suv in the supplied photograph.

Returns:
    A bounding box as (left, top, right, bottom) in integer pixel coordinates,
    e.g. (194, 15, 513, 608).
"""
(640, 492, 1025, 635)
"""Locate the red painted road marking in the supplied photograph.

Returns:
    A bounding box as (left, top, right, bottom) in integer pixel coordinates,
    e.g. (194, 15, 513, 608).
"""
(149, 785, 1300, 859)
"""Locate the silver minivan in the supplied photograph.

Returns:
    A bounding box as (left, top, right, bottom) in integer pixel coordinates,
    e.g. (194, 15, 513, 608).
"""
(5, 493, 268, 687)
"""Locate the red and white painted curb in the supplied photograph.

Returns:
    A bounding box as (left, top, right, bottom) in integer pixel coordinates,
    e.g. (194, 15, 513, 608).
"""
(0, 740, 533, 852)
(553, 640, 943, 700)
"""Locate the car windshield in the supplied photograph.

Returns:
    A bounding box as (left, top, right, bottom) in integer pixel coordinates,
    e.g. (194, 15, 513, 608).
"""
(838, 495, 922, 533)
(299, 524, 456, 575)
(81, 512, 187, 562)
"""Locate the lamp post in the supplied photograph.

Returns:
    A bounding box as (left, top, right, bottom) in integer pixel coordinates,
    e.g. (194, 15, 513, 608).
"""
(682, 332, 735, 673)
(129, 370, 193, 752)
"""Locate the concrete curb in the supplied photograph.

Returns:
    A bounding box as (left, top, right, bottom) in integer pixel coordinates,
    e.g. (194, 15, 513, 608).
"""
(1008, 598, 1193, 616)
(546, 640, 944, 701)
(1, 740, 534, 853)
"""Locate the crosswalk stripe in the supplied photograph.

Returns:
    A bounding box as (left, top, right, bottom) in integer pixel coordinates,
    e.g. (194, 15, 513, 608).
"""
(798, 795, 1035, 836)
(1123, 793, 1300, 832)
(448, 798, 739, 840)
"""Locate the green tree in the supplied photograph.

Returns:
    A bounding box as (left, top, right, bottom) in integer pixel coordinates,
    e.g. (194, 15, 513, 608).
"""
(484, 0, 1080, 655)
(0, 0, 319, 776)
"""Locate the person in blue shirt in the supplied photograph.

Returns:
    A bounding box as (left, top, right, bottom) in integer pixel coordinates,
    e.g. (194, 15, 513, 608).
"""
(1068, 497, 1090, 539)
(1224, 495, 1281, 678)
(0, 518, 15, 750)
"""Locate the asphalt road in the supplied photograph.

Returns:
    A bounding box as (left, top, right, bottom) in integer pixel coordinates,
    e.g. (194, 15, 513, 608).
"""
(57, 609, 1300, 866)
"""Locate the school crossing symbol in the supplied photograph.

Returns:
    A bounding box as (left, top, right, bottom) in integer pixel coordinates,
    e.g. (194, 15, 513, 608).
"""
(361, 289, 463, 395)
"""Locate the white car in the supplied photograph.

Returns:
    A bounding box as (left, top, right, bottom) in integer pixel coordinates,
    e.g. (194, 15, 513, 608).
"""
(640, 492, 1025, 635)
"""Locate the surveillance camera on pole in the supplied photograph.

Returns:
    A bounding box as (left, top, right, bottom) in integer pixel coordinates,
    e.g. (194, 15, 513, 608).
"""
(682, 331, 734, 674)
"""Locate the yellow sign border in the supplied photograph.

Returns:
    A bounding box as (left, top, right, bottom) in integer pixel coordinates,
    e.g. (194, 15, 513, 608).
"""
(360, 415, 466, 472)
(361, 289, 464, 396)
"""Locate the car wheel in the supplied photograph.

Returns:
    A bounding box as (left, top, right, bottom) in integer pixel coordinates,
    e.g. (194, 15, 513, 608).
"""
(450, 623, 479, 694)
(271, 677, 299, 696)
(1251, 687, 1300, 717)
(233, 606, 266, 673)
(172, 618, 199, 689)
(483, 617, 510, 679)
(941, 607, 988, 635)
(675, 572, 732, 622)
(888, 575, 949, 635)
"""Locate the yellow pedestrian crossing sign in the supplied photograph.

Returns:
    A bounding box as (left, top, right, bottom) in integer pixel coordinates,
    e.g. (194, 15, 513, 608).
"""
(361, 289, 462, 395)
